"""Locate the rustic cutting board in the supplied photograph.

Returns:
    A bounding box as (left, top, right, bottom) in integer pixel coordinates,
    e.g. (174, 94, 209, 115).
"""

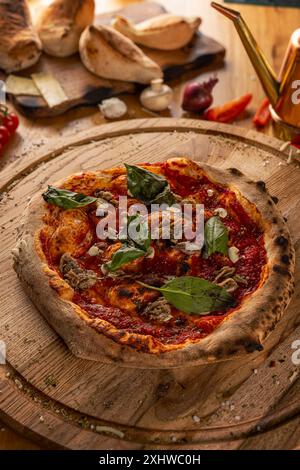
(0, 119, 300, 450)
(1, 2, 225, 118)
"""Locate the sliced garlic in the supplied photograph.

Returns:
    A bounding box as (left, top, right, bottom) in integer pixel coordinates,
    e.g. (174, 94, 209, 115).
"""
(228, 246, 240, 263)
(146, 247, 155, 259)
(176, 241, 201, 254)
(207, 189, 214, 197)
(214, 207, 228, 218)
(99, 98, 127, 119)
(88, 245, 100, 257)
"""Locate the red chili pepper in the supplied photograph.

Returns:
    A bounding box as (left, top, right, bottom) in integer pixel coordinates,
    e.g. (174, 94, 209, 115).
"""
(203, 93, 252, 123)
(253, 98, 271, 128)
(291, 135, 300, 149)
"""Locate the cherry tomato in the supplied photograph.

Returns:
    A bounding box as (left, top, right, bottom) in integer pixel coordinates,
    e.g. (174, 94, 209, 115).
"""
(0, 142, 3, 155)
(7, 112, 19, 132)
(0, 125, 10, 145)
(3, 116, 16, 135)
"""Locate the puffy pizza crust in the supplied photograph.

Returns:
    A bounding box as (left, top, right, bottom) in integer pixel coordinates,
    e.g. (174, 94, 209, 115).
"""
(12, 159, 295, 368)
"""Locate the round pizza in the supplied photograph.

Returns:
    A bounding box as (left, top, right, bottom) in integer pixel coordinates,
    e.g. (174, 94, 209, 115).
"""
(13, 157, 295, 368)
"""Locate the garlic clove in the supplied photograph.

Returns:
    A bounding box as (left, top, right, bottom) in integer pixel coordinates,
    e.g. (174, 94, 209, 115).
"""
(214, 207, 228, 218)
(140, 78, 173, 111)
(99, 97, 127, 119)
(228, 246, 240, 263)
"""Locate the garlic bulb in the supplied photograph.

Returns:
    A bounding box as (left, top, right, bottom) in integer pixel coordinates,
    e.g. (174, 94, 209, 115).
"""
(140, 78, 173, 111)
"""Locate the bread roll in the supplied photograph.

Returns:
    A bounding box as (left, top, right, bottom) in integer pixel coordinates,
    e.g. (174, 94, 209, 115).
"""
(112, 14, 202, 51)
(0, 0, 41, 73)
(37, 0, 95, 57)
(79, 25, 162, 84)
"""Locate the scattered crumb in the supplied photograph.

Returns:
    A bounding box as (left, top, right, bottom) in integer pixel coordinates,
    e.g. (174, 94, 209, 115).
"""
(44, 375, 57, 388)
(235, 416, 241, 421)
(192, 415, 201, 423)
(95, 425, 124, 439)
(253, 369, 258, 375)
(171, 436, 177, 442)
(14, 378, 23, 390)
(39, 415, 45, 423)
(230, 404, 235, 411)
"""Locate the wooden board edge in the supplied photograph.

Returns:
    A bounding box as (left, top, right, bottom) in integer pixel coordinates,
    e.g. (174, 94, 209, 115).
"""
(0, 118, 292, 194)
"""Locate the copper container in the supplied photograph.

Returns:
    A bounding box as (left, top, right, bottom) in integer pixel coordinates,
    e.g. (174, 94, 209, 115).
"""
(212, 2, 300, 140)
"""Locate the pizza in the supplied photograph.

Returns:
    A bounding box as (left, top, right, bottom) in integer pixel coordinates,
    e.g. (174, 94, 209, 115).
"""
(13, 157, 295, 368)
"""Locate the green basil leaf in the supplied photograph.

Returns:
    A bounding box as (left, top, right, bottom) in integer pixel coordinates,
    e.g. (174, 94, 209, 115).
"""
(138, 276, 235, 315)
(150, 185, 176, 206)
(105, 245, 146, 272)
(42, 186, 97, 209)
(204, 216, 228, 256)
(125, 164, 176, 205)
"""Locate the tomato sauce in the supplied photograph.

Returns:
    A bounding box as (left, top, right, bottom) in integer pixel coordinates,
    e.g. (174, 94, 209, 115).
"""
(40, 162, 267, 347)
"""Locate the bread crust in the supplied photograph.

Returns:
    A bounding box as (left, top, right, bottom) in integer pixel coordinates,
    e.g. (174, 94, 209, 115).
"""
(112, 14, 202, 51)
(36, 0, 95, 57)
(79, 24, 162, 84)
(12, 159, 295, 368)
(0, 0, 41, 73)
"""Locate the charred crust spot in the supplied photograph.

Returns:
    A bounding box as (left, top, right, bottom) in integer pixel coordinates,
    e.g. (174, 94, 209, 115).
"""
(244, 341, 263, 353)
(156, 382, 171, 398)
(275, 236, 289, 247)
(228, 168, 243, 176)
(271, 196, 279, 204)
(281, 255, 290, 265)
(273, 264, 290, 275)
(180, 262, 190, 275)
(256, 180, 266, 192)
(228, 348, 238, 355)
(117, 288, 133, 298)
(272, 217, 278, 224)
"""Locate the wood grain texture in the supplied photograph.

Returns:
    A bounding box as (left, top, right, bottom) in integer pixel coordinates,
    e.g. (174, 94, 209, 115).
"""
(2, 2, 225, 118)
(1, 0, 300, 451)
(0, 118, 299, 450)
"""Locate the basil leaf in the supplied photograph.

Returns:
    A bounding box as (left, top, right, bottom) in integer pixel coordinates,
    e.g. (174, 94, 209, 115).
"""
(204, 216, 228, 256)
(150, 185, 176, 206)
(139, 276, 235, 315)
(105, 245, 146, 272)
(125, 164, 176, 205)
(42, 186, 97, 209)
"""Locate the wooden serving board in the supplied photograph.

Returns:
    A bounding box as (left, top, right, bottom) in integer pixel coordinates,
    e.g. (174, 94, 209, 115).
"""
(0, 118, 300, 450)
(1, 2, 225, 118)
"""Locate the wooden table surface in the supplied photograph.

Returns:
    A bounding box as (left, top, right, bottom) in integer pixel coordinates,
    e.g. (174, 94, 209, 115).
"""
(1, 0, 299, 450)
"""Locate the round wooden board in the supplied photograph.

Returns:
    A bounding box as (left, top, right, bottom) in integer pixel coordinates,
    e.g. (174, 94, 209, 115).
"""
(0, 118, 300, 450)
